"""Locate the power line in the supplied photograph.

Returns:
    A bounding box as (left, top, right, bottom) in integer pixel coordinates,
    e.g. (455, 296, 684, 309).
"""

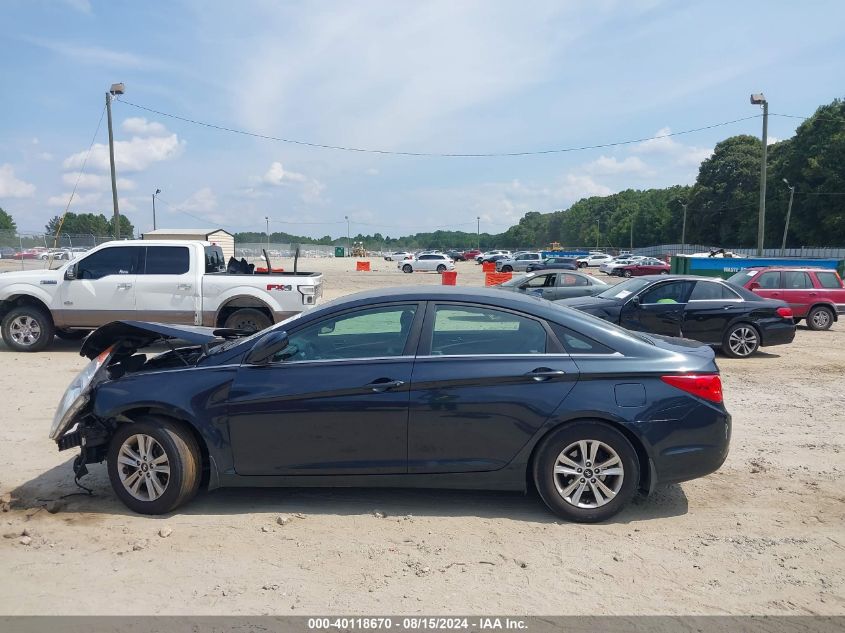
(118, 99, 762, 158)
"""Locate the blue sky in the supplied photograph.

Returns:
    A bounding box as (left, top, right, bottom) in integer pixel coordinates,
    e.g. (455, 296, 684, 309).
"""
(1, 0, 843, 239)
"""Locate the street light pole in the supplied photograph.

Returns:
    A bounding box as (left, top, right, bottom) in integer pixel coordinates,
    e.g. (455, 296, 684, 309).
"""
(630, 212, 634, 251)
(345, 216, 350, 256)
(476, 216, 480, 250)
(751, 93, 768, 256)
(265, 216, 270, 252)
(106, 83, 125, 238)
(152, 189, 160, 231)
(781, 179, 795, 256)
(677, 199, 688, 253)
(596, 220, 600, 251)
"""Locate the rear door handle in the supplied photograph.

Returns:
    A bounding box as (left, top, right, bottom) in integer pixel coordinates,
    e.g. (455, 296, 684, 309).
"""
(364, 379, 405, 393)
(117, 283, 133, 290)
(525, 368, 566, 382)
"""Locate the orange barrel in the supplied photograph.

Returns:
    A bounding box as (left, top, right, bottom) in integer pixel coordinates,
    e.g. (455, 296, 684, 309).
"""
(441, 270, 457, 285)
(482, 261, 496, 272)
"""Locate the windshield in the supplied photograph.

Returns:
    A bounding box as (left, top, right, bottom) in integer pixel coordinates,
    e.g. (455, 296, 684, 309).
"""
(209, 311, 305, 355)
(596, 277, 651, 300)
(727, 270, 757, 285)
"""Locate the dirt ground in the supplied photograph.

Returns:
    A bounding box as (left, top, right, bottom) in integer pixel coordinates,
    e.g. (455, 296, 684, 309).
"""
(0, 257, 843, 615)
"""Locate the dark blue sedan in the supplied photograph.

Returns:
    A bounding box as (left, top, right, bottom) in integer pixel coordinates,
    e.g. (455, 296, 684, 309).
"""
(51, 286, 730, 522)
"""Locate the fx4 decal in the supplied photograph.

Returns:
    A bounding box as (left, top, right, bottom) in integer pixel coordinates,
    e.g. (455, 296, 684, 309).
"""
(267, 284, 293, 291)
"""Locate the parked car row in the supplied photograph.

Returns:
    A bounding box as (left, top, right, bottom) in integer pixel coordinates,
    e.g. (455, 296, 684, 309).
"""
(0, 246, 90, 260)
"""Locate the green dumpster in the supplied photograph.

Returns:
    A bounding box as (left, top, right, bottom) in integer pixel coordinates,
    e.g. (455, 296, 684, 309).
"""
(335, 246, 345, 258)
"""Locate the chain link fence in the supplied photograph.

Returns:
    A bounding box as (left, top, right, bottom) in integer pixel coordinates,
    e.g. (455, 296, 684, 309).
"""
(0, 231, 118, 271)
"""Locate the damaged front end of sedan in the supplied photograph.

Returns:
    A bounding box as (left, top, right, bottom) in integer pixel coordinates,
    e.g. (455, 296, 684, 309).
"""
(49, 321, 251, 483)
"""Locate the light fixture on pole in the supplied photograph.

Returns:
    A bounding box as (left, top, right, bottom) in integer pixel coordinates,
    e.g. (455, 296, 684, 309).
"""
(677, 199, 688, 254)
(152, 189, 161, 231)
(781, 178, 795, 256)
(750, 92, 768, 256)
(106, 82, 125, 238)
(345, 216, 350, 257)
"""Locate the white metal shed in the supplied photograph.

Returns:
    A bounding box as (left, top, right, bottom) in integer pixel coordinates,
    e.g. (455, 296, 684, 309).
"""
(142, 228, 235, 261)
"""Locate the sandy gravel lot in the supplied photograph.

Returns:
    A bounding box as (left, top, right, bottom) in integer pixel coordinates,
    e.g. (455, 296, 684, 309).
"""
(0, 257, 843, 615)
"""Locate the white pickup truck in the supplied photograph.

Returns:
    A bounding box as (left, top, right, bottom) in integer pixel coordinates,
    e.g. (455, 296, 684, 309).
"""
(0, 240, 323, 351)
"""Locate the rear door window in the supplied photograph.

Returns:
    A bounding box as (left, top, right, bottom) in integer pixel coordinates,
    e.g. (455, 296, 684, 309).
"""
(689, 281, 741, 301)
(429, 305, 546, 355)
(144, 246, 190, 275)
(783, 271, 812, 289)
(816, 271, 843, 289)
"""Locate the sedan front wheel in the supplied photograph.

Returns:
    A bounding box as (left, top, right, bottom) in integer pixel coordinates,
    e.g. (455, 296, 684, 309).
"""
(107, 416, 201, 515)
(534, 421, 639, 523)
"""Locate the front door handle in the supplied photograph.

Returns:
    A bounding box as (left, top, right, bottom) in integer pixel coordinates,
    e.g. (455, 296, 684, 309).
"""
(364, 378, 405, 393)
(177, 283, 193, 290)
(117, 283, 133, 290)
(525, 368, 566, 382)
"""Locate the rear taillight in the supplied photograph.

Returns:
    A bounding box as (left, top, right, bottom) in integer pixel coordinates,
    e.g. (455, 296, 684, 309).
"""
(776, 306, 793, 319)
(661, 374, 723, 403)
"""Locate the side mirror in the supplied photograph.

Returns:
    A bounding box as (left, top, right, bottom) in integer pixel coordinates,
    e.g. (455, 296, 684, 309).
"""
(749, 282, 760, 290)
(64, 266, 77, 281)
(631, 295, 641, 306)
(246, 330, 289, 365)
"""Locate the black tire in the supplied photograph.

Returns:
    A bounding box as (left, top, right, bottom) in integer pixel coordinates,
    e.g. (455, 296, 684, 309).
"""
(55, 329, 90, 341)
(402, 264, 413, 273)
(722, 322, 760, 358)
(1, 305, 55, 352)
(623, 270, 633, 278)
(107, 416, 201, 515)
(436, 264, 447, 274)
(501, 265, 513, 273)
(806, 306, 834, 331)
(579, 262, 587, 268)
(533, 421, 639, 523)
(224, 308, 272, 332)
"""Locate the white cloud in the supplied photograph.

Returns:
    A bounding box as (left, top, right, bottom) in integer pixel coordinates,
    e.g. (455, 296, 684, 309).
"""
(122, 117, 169, 137)
(61, 172, 135, 191)
(175, 188, 218, 213)
(262, 162, 308, 185)
(60, 0, 92, 13)
(635, 127, 712, 168)
(260, 161, 325, 203)
(63, 130, 184, 173)
(767, 136, 781, 146)
(23, 37, 164, 70)
(584, 155, 651, 176)
(36, 152, 54, 161)
(0, 164, 36, 198)
(365, 168, 380, 176)
(47, 191, 102, 208)
(555, 174, 613, 200)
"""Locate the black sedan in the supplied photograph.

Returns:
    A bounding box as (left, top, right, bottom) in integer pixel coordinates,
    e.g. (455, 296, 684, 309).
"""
(50, 287, 730, 522)
(525, 257, 578, 272)
(495, 270, 610, 301)
(557, 275, 795, 358)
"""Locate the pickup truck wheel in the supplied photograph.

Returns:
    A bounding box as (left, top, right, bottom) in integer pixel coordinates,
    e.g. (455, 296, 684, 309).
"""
(402, 264, 413, 273)
(107, 417, 201, 515)
(2, 306, 55, 352)
(55, 329, 90, 341)
(807, 306, 833, 331)
(224, 308, 272, 333)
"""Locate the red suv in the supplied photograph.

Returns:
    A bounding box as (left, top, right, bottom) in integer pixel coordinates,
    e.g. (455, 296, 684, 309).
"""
(462, 249, 482, 261)
(727, 267, 845, 330)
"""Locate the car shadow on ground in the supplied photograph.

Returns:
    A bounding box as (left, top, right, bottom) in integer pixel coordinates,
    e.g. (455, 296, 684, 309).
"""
(0, 337, 85, 354)
(11, 458, 689, 525)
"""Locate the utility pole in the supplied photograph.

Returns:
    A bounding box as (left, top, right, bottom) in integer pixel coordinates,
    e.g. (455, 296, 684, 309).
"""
(265, 216, 270, 252)
(678, 199, 688, 253)
(152, 189, 160, 230)
(476, 216, 480, 250)
(106, 83, 125, 238)
(781, 179, 795, 256)
(630, 212, 634, 250)
(751, 93, 768, 255)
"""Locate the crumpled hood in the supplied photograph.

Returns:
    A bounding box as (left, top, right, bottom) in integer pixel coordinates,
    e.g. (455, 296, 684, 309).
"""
(81, 321, 227, 359)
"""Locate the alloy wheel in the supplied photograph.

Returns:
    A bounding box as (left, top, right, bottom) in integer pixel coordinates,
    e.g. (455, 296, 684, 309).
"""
(553, 439, 624, 508)
(728, 326, 758, 357)
(117, 434, 171, 501)
(812, 310, 831, 329)
(9, 315, 41, 347)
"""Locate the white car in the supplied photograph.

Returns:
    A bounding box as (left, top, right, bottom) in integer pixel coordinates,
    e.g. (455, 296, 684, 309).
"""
(576, 253, 614, 268)
(398, 253, 455, 273)
(384, 251, 411, 261)
(476, 250, 512, 263)
(600, 258, 636, 275)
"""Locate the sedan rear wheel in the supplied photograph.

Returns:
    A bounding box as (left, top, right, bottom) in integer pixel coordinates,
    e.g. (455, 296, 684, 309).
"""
(501, 265, 513, 273)
(534, 422, 639, 523)
(623, 270, 633, 278)
(436, 264, 447, 273)
(722, 323, 759, 358)
(107, 417, 201, 515)
(807, 306, 833, 331)
(402, 264, 413, 273)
